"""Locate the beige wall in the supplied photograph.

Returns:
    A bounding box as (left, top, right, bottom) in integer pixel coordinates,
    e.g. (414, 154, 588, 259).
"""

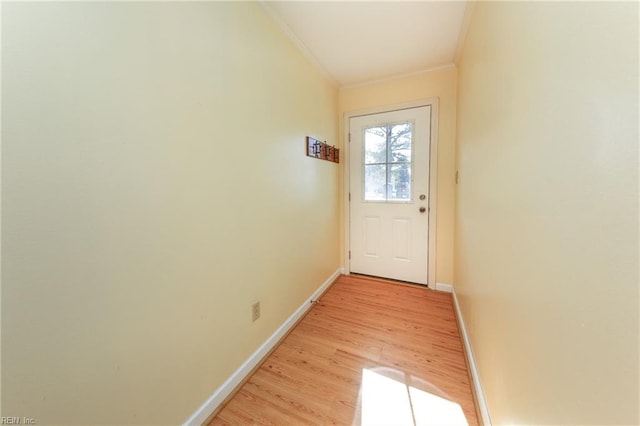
(1, 2, 339, 424)
(339, 68, 457, 285)
(456, 2, 639, 424)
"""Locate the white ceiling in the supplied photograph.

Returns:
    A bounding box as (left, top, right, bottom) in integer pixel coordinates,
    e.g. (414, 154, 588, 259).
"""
(263, 1, 469, 87)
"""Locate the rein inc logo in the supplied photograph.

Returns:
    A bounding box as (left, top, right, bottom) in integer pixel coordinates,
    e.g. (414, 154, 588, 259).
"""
(1, 418, 35, 425)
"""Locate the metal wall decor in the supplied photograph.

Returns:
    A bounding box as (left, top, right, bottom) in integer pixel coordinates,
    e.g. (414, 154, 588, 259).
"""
(306, 136, 339, 163)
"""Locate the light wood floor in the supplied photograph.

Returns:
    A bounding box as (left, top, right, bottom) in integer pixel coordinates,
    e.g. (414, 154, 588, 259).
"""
(210, 275, 479, 425)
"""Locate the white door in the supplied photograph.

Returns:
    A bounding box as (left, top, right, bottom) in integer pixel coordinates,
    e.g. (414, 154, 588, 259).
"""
(349, 106, 431, 284)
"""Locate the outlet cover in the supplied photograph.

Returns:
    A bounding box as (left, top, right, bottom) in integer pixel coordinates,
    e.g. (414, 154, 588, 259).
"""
(251, 301, 261, 322)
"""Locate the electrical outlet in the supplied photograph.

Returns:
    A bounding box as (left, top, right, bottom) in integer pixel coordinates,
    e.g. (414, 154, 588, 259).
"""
(251, 301, 261, 322)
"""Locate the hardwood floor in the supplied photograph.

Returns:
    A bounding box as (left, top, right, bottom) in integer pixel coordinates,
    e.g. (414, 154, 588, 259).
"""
(209, 275, 479, 425)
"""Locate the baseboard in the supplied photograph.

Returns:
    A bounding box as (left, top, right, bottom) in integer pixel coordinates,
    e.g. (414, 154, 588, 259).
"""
(451, 288, 492, 426)
(183, 268, 342, 426)
(434, 282, 453, 293)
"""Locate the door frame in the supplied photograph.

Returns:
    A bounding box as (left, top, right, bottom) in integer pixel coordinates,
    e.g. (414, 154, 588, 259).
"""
(343, 98, 439, 287)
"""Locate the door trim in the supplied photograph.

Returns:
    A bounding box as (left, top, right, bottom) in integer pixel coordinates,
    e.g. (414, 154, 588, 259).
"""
(343, 98, 439, 287)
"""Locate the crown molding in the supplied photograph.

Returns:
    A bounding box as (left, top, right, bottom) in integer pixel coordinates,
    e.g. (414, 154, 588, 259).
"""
(258, 1, 339, 88)
(339, 63, 456, 91)
(454, 0, 476, 65)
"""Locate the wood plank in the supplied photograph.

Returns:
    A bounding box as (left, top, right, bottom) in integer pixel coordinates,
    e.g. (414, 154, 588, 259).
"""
(209, 275, 479, 426)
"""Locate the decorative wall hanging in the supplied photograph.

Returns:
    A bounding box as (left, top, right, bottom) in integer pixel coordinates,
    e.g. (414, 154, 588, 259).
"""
(306, 136, 339, 163)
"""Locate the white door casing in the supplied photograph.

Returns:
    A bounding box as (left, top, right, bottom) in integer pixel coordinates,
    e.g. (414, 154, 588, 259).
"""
(349, 106, 432, 284)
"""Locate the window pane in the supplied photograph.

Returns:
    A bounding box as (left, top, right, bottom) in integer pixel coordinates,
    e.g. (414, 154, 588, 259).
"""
(365, 164, 386, 201)
(388, 163, 411, 201)
(388, 123, 412, 163)
(364, 128, 386, 164)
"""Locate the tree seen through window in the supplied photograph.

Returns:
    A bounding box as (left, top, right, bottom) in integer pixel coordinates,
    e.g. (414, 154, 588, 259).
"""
(363, 122, 413, 201)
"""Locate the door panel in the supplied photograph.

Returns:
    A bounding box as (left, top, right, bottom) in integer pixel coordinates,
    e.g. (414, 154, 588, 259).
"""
(349, 106, 431, 284)
(392, 217, 411, 261)
(364, 216, 381, 257)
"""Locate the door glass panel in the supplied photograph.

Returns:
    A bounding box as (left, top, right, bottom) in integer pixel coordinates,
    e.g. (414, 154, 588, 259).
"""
(365, 164, 386, 200)
(388, 124, 412, 163)
(388, 163, 411, 200)
(363, 122, 413, 202)
(364, 129, 387, 164)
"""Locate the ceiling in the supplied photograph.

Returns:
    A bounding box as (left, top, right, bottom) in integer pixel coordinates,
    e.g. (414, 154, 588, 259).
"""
(262, 1, 470, 87)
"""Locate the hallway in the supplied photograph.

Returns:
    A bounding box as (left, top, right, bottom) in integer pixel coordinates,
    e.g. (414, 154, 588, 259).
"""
(2, 2, 637, 424)
(211, 275, 478, 425)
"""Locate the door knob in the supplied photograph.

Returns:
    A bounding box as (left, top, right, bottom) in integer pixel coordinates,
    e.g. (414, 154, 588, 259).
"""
(419, 207, 426, 213)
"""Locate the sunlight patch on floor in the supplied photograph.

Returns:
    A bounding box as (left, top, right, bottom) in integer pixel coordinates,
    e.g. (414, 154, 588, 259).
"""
(357, 368, 468, 426)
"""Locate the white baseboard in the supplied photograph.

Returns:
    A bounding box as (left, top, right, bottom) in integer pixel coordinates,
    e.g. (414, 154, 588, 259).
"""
(451, 288, 492, 426)
(183, 268, 342, 426)
(434, 282, 454, 293)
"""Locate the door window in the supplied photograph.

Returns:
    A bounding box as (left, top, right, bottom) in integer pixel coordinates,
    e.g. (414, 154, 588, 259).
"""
(363, 122, 413, 202)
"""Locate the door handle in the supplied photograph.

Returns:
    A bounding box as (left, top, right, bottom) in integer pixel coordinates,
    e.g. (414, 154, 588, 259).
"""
(419, 207, 426, 213)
